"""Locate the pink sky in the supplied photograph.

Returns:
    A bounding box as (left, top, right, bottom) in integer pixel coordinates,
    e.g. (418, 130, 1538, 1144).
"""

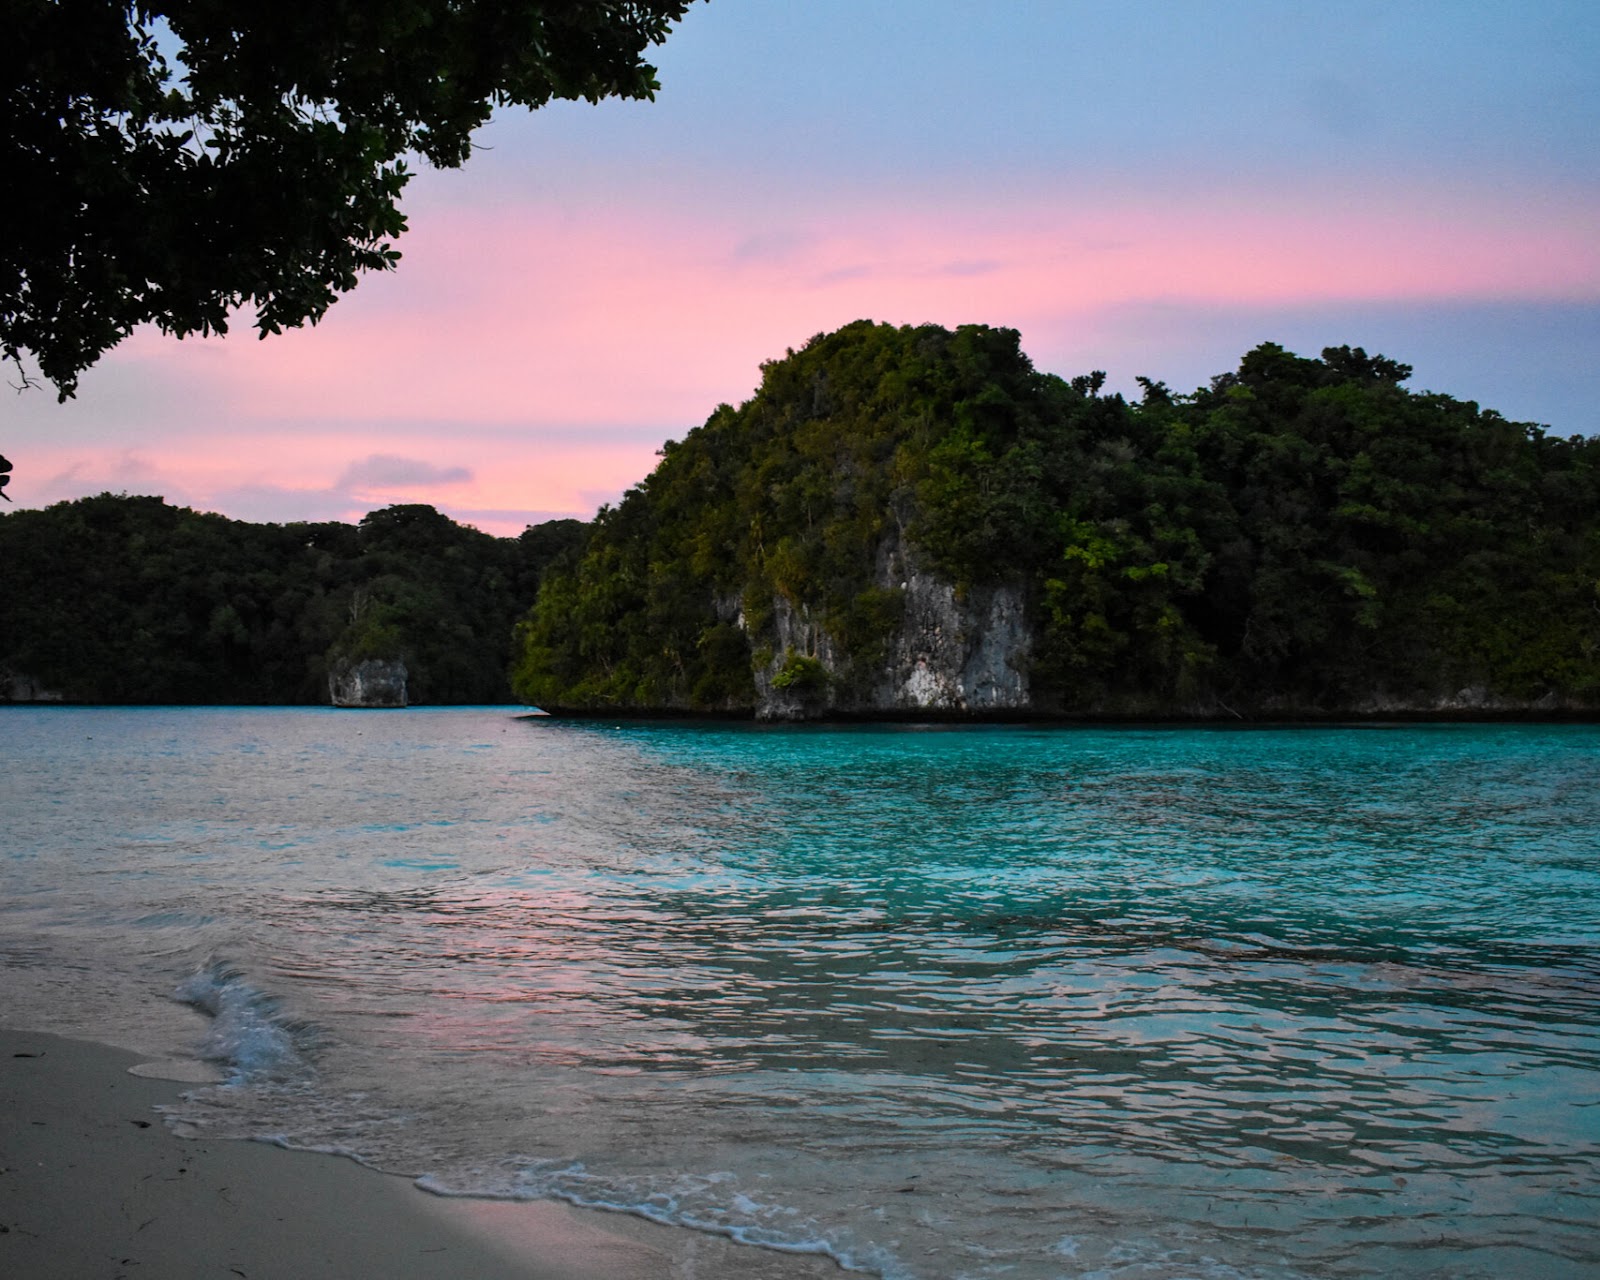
(6, 3, 1598, 535)
(12, 177, 1595, 536)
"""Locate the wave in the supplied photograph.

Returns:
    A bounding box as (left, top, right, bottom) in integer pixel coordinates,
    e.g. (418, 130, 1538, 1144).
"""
(173, 961, 314, 1083)
(415, 1165, 909, 1279)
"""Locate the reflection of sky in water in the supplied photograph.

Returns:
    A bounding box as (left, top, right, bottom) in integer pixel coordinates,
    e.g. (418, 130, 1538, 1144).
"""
(1, 710, 1596, 1279)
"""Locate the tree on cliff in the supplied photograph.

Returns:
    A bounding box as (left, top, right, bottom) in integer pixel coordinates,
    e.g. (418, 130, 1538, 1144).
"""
(511, 322, 1600, 717)
(2, 0, 695, 399)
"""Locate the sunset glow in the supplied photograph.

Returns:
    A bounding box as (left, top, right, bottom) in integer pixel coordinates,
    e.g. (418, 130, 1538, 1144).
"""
(6, 2, 1597, 535)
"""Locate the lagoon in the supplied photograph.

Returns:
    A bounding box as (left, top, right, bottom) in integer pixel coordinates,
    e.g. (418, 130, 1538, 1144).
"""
(2, 708, 1596, 1278)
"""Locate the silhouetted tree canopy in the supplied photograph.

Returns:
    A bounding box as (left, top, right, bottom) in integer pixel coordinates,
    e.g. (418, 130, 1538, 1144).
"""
(2, 0, 694, 398)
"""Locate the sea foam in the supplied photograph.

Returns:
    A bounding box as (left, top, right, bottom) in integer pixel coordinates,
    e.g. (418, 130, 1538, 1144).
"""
(174, 962, 308, 1082)
(414, 1167, 906, 1279)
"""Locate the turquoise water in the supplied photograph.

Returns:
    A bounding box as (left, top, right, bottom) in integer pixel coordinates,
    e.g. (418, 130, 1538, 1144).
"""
(2, 708, 1597, 1278)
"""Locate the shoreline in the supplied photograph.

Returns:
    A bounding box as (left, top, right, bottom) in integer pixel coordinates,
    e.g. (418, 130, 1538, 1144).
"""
(5, 702, 1599, 724)
(0, 1028, 841, 1280)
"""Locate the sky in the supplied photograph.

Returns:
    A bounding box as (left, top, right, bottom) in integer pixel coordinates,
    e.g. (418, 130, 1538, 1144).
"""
(5, 0, 1598, 536)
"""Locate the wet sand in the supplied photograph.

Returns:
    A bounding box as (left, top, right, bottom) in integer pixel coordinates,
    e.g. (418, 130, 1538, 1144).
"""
(0, 1028, 839, 1279)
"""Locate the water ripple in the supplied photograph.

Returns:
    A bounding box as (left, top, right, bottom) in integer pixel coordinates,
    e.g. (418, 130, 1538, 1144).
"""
(2, 711, 1596, 1278)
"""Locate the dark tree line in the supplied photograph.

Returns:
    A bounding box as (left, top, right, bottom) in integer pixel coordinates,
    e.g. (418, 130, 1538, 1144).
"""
(0, 497, 581, 703)
(8, 325, 1595, 715)
(513, 321, 1600, 716)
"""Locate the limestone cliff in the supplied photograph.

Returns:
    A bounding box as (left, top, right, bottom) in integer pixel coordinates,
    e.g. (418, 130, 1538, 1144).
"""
(749, 532, 1031, 721)
(510, 321, 1600, 720)
(327, 659, 408, 708)
(0, 671, 64, 703)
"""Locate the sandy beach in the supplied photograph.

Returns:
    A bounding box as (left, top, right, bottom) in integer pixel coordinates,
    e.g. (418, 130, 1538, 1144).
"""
(0, 1028, 838, 1280)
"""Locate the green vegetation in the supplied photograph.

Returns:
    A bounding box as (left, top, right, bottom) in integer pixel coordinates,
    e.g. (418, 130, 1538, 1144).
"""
(513, 320, 1600, 715)
(0, 497, 581, 703)
(7, 323, 1594, 715)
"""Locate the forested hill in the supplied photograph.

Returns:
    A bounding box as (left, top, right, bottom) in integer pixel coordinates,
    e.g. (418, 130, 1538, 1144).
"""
(0, 498, 583, 704)
(513, 320, 1600, 719)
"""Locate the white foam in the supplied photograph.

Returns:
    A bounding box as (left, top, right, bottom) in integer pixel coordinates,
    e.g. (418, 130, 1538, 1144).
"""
(172, 963, 305, 1082)
(412, 1166, 915, 1280)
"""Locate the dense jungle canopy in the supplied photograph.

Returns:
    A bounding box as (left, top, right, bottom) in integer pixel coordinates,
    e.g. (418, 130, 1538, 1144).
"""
(0, 498, 581, 702)
(5, 322, 1596, 714)
(513, 321, 1600, 716)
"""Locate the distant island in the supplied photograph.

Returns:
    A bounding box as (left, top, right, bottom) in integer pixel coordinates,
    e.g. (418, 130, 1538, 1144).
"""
(512, 321, 1600, 720)
(0, 499, 582, 705)
(4, 320, 1596, 716)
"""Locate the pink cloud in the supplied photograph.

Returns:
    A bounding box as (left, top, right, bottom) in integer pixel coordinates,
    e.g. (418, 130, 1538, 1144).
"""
(335, 454, 472, 491)
(13, 427, 658, 536)
(17, 175, 1594, 532)
(121, 178, 1595, 425)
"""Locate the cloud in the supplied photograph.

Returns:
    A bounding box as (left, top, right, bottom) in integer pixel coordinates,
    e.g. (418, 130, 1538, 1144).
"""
(936, 259, 1002, 278)
(6, 170, 1595, 535)
(156, 176, 1598, 424)
(335, 454, 473, 491)
(23, 452, 193, 510)
(203, 483, 370, 527)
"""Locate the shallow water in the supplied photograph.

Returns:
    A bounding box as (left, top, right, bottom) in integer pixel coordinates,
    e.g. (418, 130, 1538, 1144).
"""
(2, 708, 1597, 1278)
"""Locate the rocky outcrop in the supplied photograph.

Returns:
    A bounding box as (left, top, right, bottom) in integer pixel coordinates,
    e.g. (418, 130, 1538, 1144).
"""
(869, 570, 1030, 716)
(327, 658, 408, 708)
(751, 598, 842, 721)
(739, 566, 1590, 721)
(0, 671, 64, 702)
(749, 532, 1031, 722)
(1332, 686, 1593, 718)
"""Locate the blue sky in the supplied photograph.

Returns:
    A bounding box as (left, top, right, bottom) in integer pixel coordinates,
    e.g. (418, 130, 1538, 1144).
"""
(5, 0, 1597, 532)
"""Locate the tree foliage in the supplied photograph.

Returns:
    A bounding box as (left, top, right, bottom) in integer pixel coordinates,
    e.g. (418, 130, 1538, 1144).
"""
(0, 496, 580, 702)
(514, 322, 1600, 715)
(3, 0, 694, 397)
